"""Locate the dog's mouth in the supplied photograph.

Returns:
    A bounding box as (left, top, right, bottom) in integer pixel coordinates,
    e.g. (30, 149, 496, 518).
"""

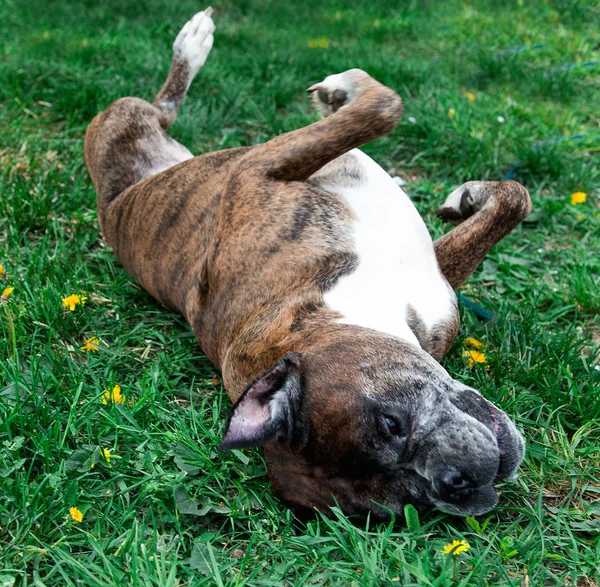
(489, 406, 525, 482)
(431, 484, 500, 516)
(427, 408, 524, 516)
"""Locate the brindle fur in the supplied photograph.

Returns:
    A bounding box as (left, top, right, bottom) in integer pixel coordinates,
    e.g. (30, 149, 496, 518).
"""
(436, 181, 532, 289)
(87, 69, 405, 394)
(85, 11, 532, 520)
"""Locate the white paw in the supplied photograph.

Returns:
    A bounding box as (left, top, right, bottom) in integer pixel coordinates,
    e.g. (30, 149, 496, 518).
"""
(437, 181, 490, 225)
(173, 8, 215, 76)
(307, 69, 367, 117)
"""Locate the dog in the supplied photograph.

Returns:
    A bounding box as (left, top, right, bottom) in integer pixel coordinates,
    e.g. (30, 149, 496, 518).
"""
(84, 8, 532, 520)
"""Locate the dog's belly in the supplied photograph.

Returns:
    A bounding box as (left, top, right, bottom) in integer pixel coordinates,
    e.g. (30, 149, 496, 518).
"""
(318, 149, 455, 348)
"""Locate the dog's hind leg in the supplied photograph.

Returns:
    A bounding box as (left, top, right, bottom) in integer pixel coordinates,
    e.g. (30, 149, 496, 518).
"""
(85, 9, 215, 231)
(153, 8, 215, 129)
(434, 180, 532, 290)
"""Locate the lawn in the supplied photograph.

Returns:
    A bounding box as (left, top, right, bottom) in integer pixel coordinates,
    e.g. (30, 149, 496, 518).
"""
(1, 0, 599, 584)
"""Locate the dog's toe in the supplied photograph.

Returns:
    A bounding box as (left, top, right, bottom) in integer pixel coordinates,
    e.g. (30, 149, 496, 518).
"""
(307, 69, 369, 116)
(173, 8, 215, 74)
(437, 182, 491, 225)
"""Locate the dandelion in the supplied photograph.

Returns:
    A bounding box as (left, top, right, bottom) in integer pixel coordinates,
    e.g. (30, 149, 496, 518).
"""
(448, 108, 456, 119)
(69, 506, 83, 523)
(0, 264, 5, 277)
(466, 92, 475, 102)
(463, 349, 486, 366)
(497, 116, 505, 123)
(463, 337, 484, 349)
(211, 377, 220, 385)
(101, 448, 111, 463)
(81, 337, 100, 352)
(62, 294, 87, 311)
(308, 37, 329, 49)
(101, 384, 125, 405)
(2, 286, 14, 299)
(442, 539, 470, 556)
(570, 192, 586, 205)
(434, 185, 442, 192)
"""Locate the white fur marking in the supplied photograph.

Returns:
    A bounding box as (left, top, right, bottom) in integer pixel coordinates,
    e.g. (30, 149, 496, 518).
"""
(173, 10, 215, 89)
(322, 150, 455, 346)
(441, 181, 487, 214)
(148, 142, 193, 177)
(441, 185, 465, 211)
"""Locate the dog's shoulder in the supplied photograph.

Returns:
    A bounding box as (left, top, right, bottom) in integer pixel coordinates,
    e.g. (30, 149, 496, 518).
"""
(307, 150, 367, 190)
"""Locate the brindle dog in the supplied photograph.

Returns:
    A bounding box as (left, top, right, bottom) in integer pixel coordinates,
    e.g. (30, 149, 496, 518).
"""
(85, 9, 532, 520)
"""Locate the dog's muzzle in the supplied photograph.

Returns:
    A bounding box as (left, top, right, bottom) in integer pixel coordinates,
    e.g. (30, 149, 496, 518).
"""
(427, 405, 525, 516)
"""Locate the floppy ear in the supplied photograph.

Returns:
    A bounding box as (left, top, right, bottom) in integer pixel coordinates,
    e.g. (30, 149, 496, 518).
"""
(219, 354, 303, 451)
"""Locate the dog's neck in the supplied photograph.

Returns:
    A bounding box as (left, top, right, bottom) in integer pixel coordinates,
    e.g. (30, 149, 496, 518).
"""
(214, 305, 345, 401)
(202, 303, 391, 401)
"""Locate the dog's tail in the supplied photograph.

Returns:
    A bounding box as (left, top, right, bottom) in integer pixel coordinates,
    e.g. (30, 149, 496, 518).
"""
(152, 7, 215, 128)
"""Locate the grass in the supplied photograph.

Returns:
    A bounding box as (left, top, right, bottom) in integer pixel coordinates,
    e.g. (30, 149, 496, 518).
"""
(0, 0, 599, 584)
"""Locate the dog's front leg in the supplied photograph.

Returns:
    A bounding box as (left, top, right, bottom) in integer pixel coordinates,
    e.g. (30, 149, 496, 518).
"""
(434, 180, 532, 289)
(235, 69, 403, 182)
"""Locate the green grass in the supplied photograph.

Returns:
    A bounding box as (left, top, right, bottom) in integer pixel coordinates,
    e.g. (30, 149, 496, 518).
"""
(1, 0, 599, 584)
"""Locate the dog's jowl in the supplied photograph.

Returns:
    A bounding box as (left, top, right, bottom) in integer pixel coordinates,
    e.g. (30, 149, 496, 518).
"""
(85, 8, 532, 520)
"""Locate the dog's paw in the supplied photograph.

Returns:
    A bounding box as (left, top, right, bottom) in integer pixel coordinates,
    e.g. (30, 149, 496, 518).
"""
(436, 182, 492, 225)
(307, 69, 370, 117)
(173, 8, 215, 76)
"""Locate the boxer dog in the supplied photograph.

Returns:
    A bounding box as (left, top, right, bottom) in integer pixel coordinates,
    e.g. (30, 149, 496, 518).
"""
(85, 9, 532, 520)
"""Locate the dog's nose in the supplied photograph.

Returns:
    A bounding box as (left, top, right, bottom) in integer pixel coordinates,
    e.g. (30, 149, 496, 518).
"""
(441, 468, 470, 490)
(438, 467, 471, 496)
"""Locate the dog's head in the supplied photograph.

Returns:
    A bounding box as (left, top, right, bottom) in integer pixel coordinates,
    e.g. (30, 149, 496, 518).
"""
(219, 333, 524, 521)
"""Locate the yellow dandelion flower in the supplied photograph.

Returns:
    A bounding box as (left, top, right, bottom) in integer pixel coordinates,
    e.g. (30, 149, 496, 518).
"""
(570, 192, 586, 205)
(434, 185, 442, 192)
(463, 349, 486, 366)
(0, 264, 5, 277)
(101, 448, 111, 463)
(442, 539, 470, 556)
(466, 92, 475, 102)
(80, 337, 100, 352)
(69, 506, 83, 522)
(101, 384, 125, 405)
(448, 108, 456, 119)
(62, 294, 87, 311)
(308, 37, 329, 49)
(211, 377, 220, 385)
(2, 286, 14, 299)
(463, 337, 484, 349)
(90, 462, 95, 469)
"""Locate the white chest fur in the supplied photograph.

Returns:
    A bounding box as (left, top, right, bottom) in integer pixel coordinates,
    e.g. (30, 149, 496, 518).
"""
(318, 149, 455, 348)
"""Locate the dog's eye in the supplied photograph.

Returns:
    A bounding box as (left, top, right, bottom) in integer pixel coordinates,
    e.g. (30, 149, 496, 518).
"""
(383, 416, 403, 436)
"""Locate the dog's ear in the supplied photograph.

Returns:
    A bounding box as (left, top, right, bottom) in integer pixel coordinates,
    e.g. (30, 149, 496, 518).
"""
(219, 354, 303, 451)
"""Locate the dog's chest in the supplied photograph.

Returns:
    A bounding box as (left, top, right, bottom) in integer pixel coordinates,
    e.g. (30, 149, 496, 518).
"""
(312, 149, 455, 348)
